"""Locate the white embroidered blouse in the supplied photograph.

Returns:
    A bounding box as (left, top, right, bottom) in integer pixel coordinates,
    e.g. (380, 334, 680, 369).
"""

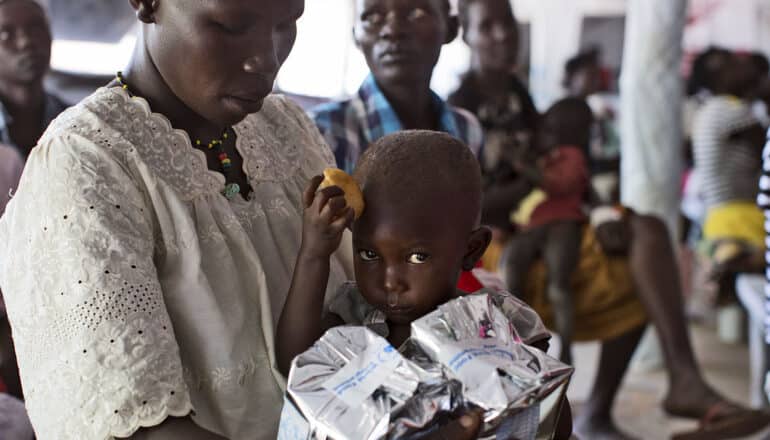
(0, 87, 352, 440)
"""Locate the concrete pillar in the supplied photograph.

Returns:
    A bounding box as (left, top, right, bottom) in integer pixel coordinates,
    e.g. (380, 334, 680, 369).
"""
(619, 0, 687, 235)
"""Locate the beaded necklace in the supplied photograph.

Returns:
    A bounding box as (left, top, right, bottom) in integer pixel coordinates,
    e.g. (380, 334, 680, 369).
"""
(115, 72, 241, 200)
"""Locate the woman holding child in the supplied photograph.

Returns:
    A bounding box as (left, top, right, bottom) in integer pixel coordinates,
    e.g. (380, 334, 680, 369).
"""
(0, 0, 487, 439)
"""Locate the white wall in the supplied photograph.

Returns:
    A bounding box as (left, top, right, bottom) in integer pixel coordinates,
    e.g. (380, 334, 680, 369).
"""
(46, 0, 770, 103)
(276, 0, 471, 99)
(684, 0, 770, 60)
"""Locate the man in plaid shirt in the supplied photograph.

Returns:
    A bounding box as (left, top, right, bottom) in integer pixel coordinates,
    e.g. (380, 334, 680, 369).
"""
(310, 0, 483, 174)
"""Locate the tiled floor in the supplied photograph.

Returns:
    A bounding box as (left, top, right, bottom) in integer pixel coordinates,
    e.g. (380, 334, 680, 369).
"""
(558, 324, 767, 439)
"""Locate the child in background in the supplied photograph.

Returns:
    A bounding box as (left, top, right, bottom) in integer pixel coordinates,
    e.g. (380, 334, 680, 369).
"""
(276, 130, 572, 439)
(693, 52, 767, 278)
(502, 98, 593, 365)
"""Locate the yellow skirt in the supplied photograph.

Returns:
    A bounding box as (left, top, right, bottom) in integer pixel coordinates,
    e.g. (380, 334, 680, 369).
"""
(703, 202, 765, 249)
(484, 226, 647, 342)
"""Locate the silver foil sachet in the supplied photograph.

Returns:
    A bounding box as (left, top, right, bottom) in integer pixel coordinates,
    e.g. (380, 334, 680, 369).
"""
(411, 292, 574, 439)
(278, 326, 463, 440)
(279, 291, 573, 439)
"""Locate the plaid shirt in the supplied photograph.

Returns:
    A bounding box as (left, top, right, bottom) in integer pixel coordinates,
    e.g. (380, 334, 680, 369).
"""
(310, 75, 484, 173)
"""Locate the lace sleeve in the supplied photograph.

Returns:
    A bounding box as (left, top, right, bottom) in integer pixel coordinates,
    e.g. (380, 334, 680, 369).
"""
(275, 95, 337, 171)
(0, 133, 192, 439)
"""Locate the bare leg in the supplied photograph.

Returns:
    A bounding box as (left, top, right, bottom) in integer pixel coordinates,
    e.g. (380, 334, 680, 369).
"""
(628, 214, 746, 417)
(543, 221, 582, 365)
(501, 227, 546, 296)
(575, 325, 645, 440)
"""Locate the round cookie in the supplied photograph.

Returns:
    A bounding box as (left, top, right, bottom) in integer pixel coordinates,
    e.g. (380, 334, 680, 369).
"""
(318, 168, 365, 220)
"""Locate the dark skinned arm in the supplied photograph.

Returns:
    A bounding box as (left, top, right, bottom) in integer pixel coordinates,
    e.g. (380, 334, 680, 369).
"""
(729, 122, 766, 151)
(123, 417, 227, 439)
(276, 176, 353, 376)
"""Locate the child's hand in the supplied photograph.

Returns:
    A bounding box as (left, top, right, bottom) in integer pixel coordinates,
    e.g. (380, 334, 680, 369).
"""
(424, 409, 483, 440)
(300, 175, 355, 260)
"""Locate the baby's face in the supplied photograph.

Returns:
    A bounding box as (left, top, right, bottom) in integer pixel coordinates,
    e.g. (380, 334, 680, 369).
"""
(352, 195, 467, 325)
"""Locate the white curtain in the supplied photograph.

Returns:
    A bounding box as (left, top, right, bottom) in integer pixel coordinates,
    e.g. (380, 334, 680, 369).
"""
(528, 0, 583, 110)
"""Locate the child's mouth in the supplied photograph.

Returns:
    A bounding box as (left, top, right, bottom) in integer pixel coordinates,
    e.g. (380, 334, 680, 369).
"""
(385, 292, 414, 315)
(386, 305, 414, 316)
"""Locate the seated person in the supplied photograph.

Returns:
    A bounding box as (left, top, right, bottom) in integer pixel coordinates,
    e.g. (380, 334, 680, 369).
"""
(448, 0, 537, 188)
(455, 0, 770, 438)
(447, 0, 538, 273)
(692, 51, 767, 277)
(504, 98, 592, 365)
(276, 130, 572, 439)
(563, 48, 621, 203)
(310, 0, 483, 174)
(0, 0, 68, 159)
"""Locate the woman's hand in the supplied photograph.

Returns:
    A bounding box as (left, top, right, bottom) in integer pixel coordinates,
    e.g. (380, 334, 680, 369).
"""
(300, 175, 355, 260)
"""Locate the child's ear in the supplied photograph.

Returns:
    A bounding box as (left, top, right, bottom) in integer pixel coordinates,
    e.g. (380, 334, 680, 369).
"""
(445, 15, 460, 45)
(462, 226, 492, 271)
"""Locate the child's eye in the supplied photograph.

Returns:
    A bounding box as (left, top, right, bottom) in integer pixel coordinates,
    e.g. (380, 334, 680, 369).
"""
(358, 250, 379, 261)
(407, 8, 428, 21)
(407, 253, 429, 264)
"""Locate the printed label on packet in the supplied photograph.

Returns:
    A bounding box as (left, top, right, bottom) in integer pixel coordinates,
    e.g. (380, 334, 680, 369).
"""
(321, 338, 402, 408)
(437, 339, 538, 379)
(277, 397, 312, 440)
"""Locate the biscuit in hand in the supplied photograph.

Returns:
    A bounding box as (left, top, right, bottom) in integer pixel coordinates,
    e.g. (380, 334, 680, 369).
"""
(318, 168, 365, 220)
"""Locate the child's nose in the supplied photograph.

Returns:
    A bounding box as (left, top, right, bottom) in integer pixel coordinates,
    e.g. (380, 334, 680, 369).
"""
(383, 266, 406, 293)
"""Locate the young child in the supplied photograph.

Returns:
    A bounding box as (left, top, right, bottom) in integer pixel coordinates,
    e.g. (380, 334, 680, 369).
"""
(693, 52, 767, 279)
(277, 130, 571, 438)
(502, 98, 593, 365)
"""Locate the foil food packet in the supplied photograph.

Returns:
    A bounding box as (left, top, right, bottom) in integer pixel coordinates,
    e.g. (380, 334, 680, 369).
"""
(410, 292, 574, 440)
(278, 326, 463, 440)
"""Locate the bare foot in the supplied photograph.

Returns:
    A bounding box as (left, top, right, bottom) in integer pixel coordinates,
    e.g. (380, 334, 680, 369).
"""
(574, 414, 638, 440)
(663, 379, 735, 420)
(664, 380, 770, 439)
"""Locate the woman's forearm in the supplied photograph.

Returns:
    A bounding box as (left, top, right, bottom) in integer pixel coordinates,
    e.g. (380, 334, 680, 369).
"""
(125, 417, 227, 440)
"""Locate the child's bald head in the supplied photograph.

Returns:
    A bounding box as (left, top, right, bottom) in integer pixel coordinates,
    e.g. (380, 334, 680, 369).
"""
(351, 131, 490, 320)
(354, 130, 483, 229)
